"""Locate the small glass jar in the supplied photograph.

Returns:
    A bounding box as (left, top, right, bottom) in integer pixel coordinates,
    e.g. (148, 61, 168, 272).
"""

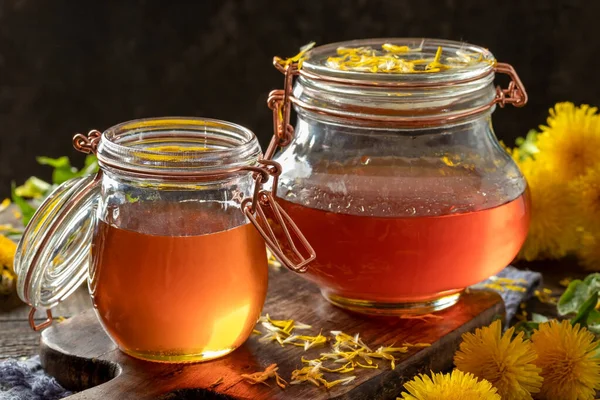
(267, 39, 530, 315)
(14, 117, 313, 363)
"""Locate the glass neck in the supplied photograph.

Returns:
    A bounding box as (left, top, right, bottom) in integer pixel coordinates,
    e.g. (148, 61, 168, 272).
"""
(293, 74, 496, 128)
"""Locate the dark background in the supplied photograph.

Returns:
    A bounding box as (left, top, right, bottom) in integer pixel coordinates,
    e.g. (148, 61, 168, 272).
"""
(1, 0, 598, 195)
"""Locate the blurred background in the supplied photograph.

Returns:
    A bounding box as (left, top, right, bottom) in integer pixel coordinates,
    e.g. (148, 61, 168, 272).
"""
(1, 0, 598, 194)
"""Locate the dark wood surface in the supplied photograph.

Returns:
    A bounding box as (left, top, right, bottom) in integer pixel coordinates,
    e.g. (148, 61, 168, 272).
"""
(39, 268, 503, 400)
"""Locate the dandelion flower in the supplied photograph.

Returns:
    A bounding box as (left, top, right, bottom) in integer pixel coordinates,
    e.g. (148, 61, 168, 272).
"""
(572, 164, 600, 230)
(0, 268, 15, 295)
(517, 158, 580, 260)
(0, 234, 16, 271)
(531, 320, 600, 400)
(454, 320, 542, 399)
(400, 369, 500, 400)
(577, 231, 600, 271)
(0, 235, 16, 295)
(536, 102, 600, 180)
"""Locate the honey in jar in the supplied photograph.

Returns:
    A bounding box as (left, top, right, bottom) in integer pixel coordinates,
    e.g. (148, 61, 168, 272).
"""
(267, 38, 530, 315)
(14, 117, 313, 362)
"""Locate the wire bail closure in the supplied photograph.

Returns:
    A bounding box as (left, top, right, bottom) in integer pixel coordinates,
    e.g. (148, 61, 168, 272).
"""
(265, 58, 300, 160)
(29, 308, 53, 331)
(267, 57, 528, 129)
(73, 130, 101, 154)
(241, 160, 314, 273)
(493, 63, 528, 108)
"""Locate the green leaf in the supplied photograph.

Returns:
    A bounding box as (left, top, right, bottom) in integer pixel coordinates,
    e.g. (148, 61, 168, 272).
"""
(37, 155, 99, 184)
(589, 323, 600, 336)
(587, 310, 600, 337)
(513, 321, 539, 339)
(53, 168, 79, 185)
(83, 155, 96, 168)
(514, 129, 540, 161)
(558, 279, 593, 315)
(36, 156, 71, 169)
(76, 155, 99, 177)
(37, 156, 80, 184)
(587, 309, 600, 325)
(583, 273, 600, 288)
(14, 176, 51, 199)
(9, 154, 100, 228)
(571, 292, 599, 327)
(11, 182, 36, 226)
(5, 231, 23, 240)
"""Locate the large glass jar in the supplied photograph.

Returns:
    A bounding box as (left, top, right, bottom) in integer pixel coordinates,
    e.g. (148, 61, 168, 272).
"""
(267, 39, 530, 315)
(14, 117, 313, 363)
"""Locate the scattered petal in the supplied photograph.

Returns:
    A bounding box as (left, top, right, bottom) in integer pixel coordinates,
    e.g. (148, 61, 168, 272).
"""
(209, 377, 223, 389)
(241, 364, 287, 389)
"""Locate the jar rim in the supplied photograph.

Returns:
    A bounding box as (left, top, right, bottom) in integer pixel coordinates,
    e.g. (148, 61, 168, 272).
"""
(97, 117, 262, 178)
(301, 38, 496, 87)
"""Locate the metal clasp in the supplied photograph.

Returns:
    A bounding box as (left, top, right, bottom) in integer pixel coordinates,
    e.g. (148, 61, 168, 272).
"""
(241, 160, 315, 273)
(494, 63, 528, 108)
(265, 58, 300, 160)
(29, 308, 53, 331)
(73, 130, 101, 155)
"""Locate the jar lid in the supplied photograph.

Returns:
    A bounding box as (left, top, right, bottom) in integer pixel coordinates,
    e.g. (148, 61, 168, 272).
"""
(14, 173, 101, 311)
(300, 38, 496, 87)
(271, 38, 526, 129)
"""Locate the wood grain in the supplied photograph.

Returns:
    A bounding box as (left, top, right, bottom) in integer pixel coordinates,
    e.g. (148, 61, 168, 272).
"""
(0, 320, 41, 359)
(41, 267, 504, 400)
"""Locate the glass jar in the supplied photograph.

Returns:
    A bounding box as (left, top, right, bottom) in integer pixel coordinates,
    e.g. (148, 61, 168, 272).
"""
(267, 39, 530, 315)
(14, 117, 314, 363)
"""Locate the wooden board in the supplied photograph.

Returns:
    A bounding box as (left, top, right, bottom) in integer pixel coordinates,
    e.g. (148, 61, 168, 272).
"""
(39, 267, 504, 400)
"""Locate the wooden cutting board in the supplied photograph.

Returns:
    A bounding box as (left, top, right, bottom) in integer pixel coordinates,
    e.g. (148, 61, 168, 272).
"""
(40, 268, 504, 400)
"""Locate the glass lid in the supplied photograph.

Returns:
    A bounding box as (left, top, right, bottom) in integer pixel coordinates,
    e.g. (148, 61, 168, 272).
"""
(301, 38, 497, 86)
(14, 173, 100, 309)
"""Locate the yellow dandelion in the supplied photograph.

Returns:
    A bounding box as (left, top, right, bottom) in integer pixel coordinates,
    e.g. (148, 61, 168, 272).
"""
(0, 235, 16, 295)
(454, 320, 542, 399)
(531, 320, 600, 400)
(577, 231, 600, 271)
(572, 164, 600, 230)
(536, 102, 600, 180)
(400, 369, 500, 400)
(0, 268, 15, 295)
(517, 158, 580, 260)
(0, 234, 16, 271)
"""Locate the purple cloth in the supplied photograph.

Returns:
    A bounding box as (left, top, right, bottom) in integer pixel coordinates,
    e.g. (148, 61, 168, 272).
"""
(474, 265, 543, 323)
(0, 356, 71, 399)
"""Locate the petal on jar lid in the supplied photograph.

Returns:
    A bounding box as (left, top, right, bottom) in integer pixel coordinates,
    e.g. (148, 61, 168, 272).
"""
(300, 38, 497, 86)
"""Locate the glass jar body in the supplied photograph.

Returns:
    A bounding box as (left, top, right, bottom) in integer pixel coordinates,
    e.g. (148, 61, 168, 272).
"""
(89, 169, 268, 362)
(274, 109, 529, 315)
